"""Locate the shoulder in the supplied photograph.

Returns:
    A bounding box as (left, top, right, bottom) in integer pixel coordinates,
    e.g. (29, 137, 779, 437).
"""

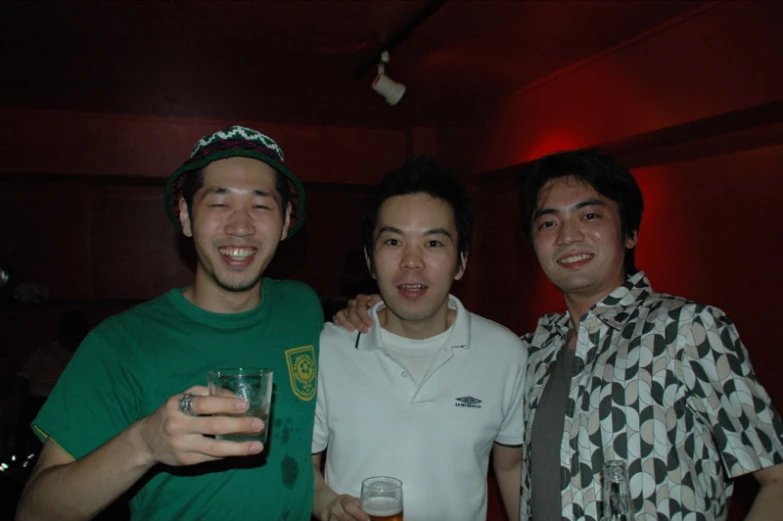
(317, 323, 362, 370)
(468, 313, 521, 343)
(90, 293, 172, 337)
(638, 291, 733, 327)
(264, 279, 323, 321)
(467, 312, 527, 359)
(319, 321, 359, 347)
(265, 279, 320, 304)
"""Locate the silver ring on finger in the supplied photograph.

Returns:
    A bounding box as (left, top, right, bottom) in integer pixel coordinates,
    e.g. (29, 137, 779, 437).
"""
(178, 392, 197, 416)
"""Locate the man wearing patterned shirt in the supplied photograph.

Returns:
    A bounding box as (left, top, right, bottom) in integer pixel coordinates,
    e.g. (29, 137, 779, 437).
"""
(517, 149, 783, 521)
(336, 149, 783, 521)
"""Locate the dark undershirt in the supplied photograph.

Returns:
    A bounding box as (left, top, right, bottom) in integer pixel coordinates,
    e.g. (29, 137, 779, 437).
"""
(530, 346, 574, 521)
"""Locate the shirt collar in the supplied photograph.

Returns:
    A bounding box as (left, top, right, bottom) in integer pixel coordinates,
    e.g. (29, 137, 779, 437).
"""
(592, 271, 651, 329)
(537, 271, 652, 335)
(355, 294, 471, 351)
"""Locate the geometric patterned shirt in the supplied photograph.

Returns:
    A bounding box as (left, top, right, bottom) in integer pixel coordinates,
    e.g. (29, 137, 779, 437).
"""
(520, 272, 783, 521)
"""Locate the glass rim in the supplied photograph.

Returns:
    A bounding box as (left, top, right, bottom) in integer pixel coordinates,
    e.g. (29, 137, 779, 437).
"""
(208, 367, 272, 377)
(361, 476, 402, 490)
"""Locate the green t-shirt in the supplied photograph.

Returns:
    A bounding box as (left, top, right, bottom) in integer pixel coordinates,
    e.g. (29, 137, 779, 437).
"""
(34, 278, 323, 521)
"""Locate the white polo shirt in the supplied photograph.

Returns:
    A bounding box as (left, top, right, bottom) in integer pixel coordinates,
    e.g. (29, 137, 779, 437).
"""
(313, 295, 527, 521)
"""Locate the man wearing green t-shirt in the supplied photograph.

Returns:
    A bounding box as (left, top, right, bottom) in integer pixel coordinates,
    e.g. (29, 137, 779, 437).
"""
(16, 126, 323, 521)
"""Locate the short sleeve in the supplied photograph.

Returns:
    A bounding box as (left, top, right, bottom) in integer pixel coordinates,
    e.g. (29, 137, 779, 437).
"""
(311, 360, 329, 453)
(681, 305, 783, 477)
(495, 336, 528, 446)
(33, 326, 142, 460)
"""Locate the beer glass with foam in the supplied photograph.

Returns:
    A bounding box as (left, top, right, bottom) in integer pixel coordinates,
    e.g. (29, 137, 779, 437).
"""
(360, 476, 403, 521)
(207, 367, 273, 444)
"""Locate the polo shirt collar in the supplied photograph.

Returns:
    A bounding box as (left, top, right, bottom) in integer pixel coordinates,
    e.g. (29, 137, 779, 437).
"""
(355, 294, 471, 351)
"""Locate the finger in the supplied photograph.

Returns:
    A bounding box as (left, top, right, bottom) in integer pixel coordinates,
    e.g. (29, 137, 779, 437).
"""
(341, 499, 370, 521)
(353, 306, 373, 333)
(190, 434, 263, 458)
(328, 496, 366, 521)
(182, 384, 210, 396)
(346, 307, 369, 334)
(332, 309, 356, 332)
(182, 394, 250, 416)
(358, 307, 373, 331)
(201, 415, 264, 438)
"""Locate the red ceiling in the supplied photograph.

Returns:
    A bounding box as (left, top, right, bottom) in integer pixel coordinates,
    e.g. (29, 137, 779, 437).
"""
(1, 0, 707, 130)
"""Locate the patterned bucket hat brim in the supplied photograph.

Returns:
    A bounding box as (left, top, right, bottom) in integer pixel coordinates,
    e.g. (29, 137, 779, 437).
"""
(164, 125, 306, 237)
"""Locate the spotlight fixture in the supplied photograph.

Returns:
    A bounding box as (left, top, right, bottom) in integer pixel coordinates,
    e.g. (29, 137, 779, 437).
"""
(372, 50, 406, 106)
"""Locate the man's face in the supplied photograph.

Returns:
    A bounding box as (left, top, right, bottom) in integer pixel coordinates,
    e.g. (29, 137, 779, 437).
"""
(179, 157, 290, 297)
(367, 193, 466, 336)
(531, 176, 636, 306)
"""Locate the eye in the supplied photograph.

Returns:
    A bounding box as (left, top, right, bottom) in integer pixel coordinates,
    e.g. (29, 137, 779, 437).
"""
(383, 238, 400, 246)
(583, 212, 600, 220)
(426, 240, 443, 247)
(536, 220, 555, 231)
(252, 204, 271, 210)
(208, 203, 226, 208)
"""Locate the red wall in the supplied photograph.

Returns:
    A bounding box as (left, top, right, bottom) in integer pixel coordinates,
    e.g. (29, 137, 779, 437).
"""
(0, 108, 411, 184)
(437, 1, 783, 175)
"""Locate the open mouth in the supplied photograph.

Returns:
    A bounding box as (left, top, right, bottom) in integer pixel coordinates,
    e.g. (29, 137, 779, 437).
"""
(398, 283, 427, 298)
(557, 253, 593, 266)
(218, 247, 257, 264)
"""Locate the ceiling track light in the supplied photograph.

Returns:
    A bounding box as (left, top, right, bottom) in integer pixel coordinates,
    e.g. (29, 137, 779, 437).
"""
(372, 50, 406, 106)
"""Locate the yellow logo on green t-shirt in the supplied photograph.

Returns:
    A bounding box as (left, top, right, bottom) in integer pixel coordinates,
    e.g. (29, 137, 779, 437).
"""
(285, 345, 316, 401)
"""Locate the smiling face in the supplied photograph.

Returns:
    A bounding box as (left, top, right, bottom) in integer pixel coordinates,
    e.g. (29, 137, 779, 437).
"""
(367, 193, 466, 338)
(532, 176, 637, 313)
(178, 157, 290, 310)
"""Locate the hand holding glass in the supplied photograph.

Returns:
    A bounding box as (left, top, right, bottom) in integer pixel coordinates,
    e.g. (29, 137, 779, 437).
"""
(360, 476, 403, 521)
(207, 368, 273, 443)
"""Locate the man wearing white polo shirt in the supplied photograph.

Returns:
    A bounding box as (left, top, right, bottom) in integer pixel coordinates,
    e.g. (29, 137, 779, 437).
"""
(311, 157, 527, 521)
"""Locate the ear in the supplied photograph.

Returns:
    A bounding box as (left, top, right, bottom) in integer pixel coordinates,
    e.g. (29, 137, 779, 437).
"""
(625, 230, 639, 250)
(364, 248, 377, 280)
(178, 198, 193, 237)
(280, 202, 293, 241)
(454, 252, 468, 281)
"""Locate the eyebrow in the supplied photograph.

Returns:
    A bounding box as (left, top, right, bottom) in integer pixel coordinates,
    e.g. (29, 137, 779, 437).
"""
(377, 226, 454, 239)
(202, 187, 276, 198)
(533, 198, 606, 219)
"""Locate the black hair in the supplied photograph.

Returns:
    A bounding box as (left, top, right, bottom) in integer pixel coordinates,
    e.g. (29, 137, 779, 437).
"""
(362, 156, 472, 272)
(181, 167, 292, 222)
(518, 149, 644, 274)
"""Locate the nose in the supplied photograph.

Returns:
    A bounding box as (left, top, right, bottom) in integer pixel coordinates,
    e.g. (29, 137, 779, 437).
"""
(225, 209, 256, 237)
(400, 245, 424, 270)
(556, 219, 584, 246)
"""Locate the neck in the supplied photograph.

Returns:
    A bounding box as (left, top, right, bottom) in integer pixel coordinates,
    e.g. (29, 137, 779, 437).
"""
(184, 278, 262, 314)
(563, 284, 619, 332)
(378, 306, 456, 340)
(564, 294, 596, 331)
(564, 271, 630, 331)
